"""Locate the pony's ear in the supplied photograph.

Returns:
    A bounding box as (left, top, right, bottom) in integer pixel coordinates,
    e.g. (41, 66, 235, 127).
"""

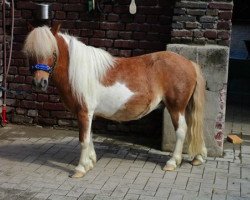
(27, 22, 34, 32)
(51, 22, 61, 35)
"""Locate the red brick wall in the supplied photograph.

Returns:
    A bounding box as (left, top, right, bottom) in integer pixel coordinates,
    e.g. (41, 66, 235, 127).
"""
(171, 0, 233, 46)
(4, 0, 174, 137)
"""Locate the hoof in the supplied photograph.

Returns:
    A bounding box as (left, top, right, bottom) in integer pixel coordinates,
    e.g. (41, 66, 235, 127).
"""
(191, 158, 203, 166)
(70, 170, 85, 178)
(163, 164, 176, 171)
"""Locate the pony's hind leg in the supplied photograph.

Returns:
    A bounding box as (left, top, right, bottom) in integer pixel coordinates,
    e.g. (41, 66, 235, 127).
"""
(71, 111, 96, 178)
(163, 111, 187, 171)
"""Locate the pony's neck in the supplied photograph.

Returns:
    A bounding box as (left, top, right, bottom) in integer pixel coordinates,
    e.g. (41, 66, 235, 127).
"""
(51, 34, 80, 112)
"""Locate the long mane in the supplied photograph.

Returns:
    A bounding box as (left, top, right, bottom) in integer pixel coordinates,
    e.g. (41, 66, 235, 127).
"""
(67, 36, 115, 110)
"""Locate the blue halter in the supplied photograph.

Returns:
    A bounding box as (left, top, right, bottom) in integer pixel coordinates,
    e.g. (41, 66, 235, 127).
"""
(31, 64, 52, 73)
(30, 51, 57, 74)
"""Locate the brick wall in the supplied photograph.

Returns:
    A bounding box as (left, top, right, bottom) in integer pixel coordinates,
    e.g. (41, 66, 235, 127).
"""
(3, 0, 174, 137)
(171, 0, 233, 46)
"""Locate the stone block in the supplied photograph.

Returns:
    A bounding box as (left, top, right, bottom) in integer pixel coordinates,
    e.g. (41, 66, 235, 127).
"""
(163, 44, 229, 156)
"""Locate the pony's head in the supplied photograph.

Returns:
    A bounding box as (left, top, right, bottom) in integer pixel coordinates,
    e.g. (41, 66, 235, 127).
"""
(23, 23, 61, 91)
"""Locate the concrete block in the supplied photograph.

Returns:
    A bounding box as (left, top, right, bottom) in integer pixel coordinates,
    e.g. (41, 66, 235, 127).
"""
(163, 44, 229, 156)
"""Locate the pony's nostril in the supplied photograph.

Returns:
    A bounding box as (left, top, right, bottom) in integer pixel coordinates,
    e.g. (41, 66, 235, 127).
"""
(41, 78, 48, 88)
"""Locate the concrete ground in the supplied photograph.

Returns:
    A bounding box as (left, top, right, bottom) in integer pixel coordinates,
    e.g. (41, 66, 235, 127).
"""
(0, 98, 250, 200)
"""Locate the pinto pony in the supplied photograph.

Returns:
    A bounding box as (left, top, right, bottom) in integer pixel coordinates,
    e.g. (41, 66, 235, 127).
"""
(23, 24, 207, 178)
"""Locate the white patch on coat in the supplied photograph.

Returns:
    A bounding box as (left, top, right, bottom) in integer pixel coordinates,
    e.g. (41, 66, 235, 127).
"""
(95, 82, 134, 117)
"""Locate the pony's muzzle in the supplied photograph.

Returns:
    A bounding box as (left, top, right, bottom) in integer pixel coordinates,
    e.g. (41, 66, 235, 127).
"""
(33, 77, 48, 91)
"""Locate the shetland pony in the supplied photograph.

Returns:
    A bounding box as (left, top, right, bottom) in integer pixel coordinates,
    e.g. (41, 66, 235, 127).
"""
(23, 23, 207, 178)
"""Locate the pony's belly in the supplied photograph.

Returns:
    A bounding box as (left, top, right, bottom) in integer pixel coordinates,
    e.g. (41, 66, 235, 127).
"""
(103, 95, 162, 122)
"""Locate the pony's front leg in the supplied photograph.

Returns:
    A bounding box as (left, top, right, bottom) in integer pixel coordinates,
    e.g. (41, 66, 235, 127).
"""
(164, 113, 187, 171)
(71, 111, 96, 178)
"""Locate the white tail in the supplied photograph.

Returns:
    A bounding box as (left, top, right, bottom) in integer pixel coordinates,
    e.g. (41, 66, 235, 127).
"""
(186, 62, 207, 157)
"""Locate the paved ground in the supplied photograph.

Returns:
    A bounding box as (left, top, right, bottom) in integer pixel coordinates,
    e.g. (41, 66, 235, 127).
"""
(0, 99, 250, 200)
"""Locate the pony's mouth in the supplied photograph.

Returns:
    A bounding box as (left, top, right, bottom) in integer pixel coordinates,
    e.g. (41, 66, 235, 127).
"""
(32, 79, 48, 92)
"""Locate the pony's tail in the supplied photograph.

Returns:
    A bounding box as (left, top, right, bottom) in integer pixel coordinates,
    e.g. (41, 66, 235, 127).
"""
(186, 62, 207, 158)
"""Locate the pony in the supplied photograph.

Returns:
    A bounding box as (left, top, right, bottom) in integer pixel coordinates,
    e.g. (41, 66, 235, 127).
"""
(23, 23, 207, 178)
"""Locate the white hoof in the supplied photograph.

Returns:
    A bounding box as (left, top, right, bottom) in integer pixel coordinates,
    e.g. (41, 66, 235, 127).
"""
(163, 158, 178, 171)
(191, 155, 204, 166)
(70, 170, 85, 178)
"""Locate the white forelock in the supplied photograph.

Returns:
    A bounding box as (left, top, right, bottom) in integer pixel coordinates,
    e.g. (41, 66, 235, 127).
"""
(23, 26, 58, 60)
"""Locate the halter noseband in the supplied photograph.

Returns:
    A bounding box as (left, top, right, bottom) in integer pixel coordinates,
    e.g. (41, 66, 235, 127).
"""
(31, 51, 58, 74)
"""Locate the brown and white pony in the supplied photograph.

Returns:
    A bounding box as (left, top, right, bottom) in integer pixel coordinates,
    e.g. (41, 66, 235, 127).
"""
(23, 23, 207, 178)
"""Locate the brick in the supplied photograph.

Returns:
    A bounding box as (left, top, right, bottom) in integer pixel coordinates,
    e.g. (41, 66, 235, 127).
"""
(194, 38, 206, 45)
(200, 16, 217, 23)
(55, 11, 66, 20)
(37, 94, 49, 102)
(218, 11, 232, 20)
(176, 2, 208, 9)
(206, 9, 219, 16)
(217, 21, 231, 30)
(38, 117, 57, 125)
(114, 40, 138, 49)
(120, 14, 133, 23)
(107, 14, 120, 22)
(119, 50, 132, 57)
(204, 30, 217, 39)
(133, 32, 146, 40)
(147, 15, 159, 24)
(19, 100, 36, 109)
(202, 23, 216, 29)
(126, 23, 151, 32)
(172, 15, 196, 22)
(49, 95, 60, 103)
(89, 38, 113, 47)
(106, 31, 118, 39)
(44, 102, 65, 111)
(227, 134, 243, 144)
(16, 1, 37, 9)
(171, 30, 193, 37)
(172, 22, 184, 29)
(12, 114, 33, 124)
(209, 2, 233, 10)
(100, 22, 125, 31)
(185, 22, 199, 29)
(174, 8, 186, 15)
(67, 12, 79, 20)
(119, 32, 132, 40)
(93, 30, 105, 38)
(139, 41, 164, 50)
(63, 4, 84, 11)
(51, 111, 73, 119)
(187, 9, 206, 16)
(134, 15, 146, 23)
(80, 29, 93, 37)
(28, 110, 38, 117)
